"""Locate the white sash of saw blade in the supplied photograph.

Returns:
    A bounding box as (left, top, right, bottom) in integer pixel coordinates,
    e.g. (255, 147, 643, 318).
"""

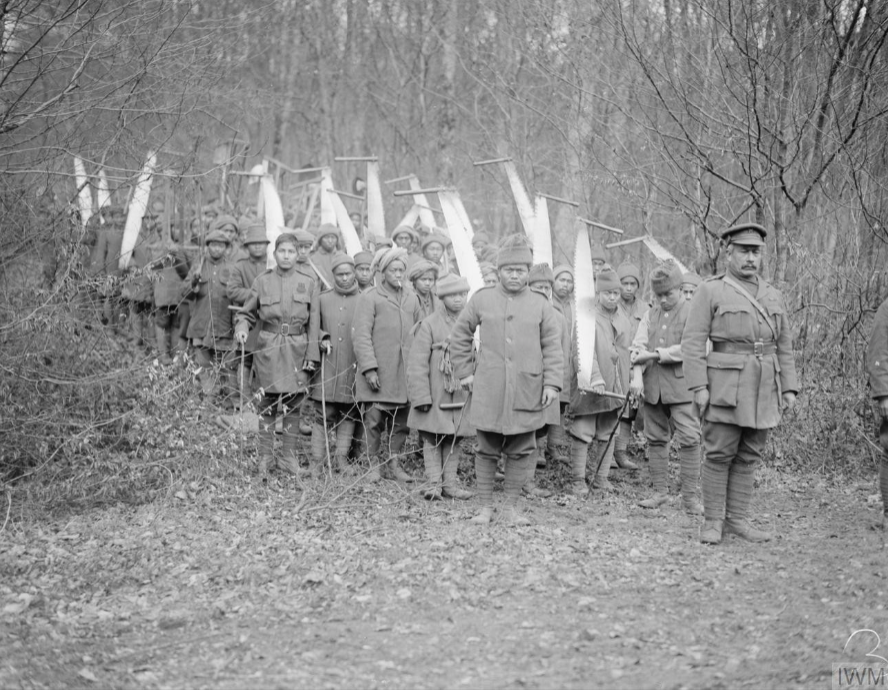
(119, 152, 156, 271)
(366, 160, 385, 240)
(73, 156, 93, 229)
(574, 223, 598, 391)
(438, 190, 484, 297)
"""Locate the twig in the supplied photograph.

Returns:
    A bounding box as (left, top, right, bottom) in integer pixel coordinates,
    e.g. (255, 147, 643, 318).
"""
(0, 490, 11, 535)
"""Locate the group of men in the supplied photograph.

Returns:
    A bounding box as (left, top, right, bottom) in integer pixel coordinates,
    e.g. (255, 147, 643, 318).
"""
(82, 203, 818, 542)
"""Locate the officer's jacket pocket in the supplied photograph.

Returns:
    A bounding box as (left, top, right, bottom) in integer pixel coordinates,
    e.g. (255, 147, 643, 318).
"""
(706, 351, 746, 407)
(715, 304, 753, 334)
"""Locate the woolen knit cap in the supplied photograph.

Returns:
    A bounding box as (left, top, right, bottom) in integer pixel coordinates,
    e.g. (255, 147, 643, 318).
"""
(650, 262, 684, 294)
(408, 259, 440, 282)
(331, 253, 355, 270)
(211, 214, 239, 233)
(472, 232, 491, 246)
(553, 264, 574, 280)
(421, 232, 450, 252)
(496, 235, 533, 268)
(315, 223, 341, 242)
(681, 272, 702, 287)
(528, 263, 555, 285)
(376, 247, 409, 273)
(204, 228, 231, 245)
(596, 268, 621, 292)
(391, 226, 419, 243)
(436, 273, 470, 297)
(617, 261, 642, 284)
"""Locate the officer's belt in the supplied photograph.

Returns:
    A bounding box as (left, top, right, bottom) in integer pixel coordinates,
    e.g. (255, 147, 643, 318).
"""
(711, 341, 776, 356)
(261, 322, 305, 336)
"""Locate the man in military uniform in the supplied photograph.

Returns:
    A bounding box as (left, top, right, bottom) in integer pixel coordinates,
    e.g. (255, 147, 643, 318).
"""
(682, 223, 798, 544)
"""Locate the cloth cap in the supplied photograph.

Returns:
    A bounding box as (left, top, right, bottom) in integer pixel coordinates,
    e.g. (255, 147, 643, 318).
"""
(596, 268, 621, 292)
(722, 223, 766, 245)
(315, 223, 341, 242)
(377, 246, 409, 273)
(528, 263, 555, 285)
(243, 223, 269, 245)
(650, 262, 684, 294)
(617, 261, 642, 284)
(204, 228, 230, 245)
(353, 251, 373, 267)
(421, 232, 450, 252)
(374, 235, 393, 248)
(275, 229, 314, 249)
(681, 272, 702, 287)
(553, 264, 574, 280)
(331, 253, 355, 271)
(408, 259, 440, 281)
(391, 226, 419, 243)
(479, 261, 497, 278)
(590, 242, 608, 262)
(496, 236, 534, 268)
(436, 273, 470, 297)
(211, 214, 239, 233)
(472, 232, 490, 246)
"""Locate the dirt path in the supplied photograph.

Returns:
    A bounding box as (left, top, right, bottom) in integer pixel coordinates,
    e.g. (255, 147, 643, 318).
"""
(1, 463, 886, 689)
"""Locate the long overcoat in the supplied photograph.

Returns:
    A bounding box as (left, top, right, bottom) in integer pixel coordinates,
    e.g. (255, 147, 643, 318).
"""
(867, 298, 888, 400)
(307, 286, 360, 404)
(450, 283, 563, 435)
(638, 299, 693, 405)
(185, 257, 234, 347)
(235, 263, 319, 394)
(571, 303, 631, 416)
(681, 274, 798, 429)
(407, 307, 474, 436)
(351, 281, 422, 405)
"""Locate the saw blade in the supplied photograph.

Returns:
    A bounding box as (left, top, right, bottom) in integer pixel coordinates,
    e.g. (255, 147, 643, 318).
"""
(328, 190, 364, 256)
(503, 160, 535, 241)
(119, 152, 156, 272)
(439, 190, 484, 298)
(643, 236, 688, 274)
(532, 195, 553, 267)
(262, 175, 285, 268)
(574, 223, 597, 391)
(73, 156, 93, 229)
(366, 160, 385, 239)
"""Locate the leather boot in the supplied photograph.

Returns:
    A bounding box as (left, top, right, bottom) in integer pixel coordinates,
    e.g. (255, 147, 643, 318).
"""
(257, 417, 275, 476)
(700, 519, 723, 545)
(442, 441, 473, 500)
(724, 461, 771, 541)
(333, 419, 355, 474)
(279, 414, 309, 477)
(592, 438, 616, 491)
(310, 423, 328, 478)
(613, 420, 639, 470)
(421, 437, 443, 500)
(679, 445, 704, 515)
(639, 444, 669, 508)
(567, 436, 589, 497)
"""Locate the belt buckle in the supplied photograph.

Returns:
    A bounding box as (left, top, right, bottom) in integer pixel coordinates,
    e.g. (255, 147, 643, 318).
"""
(753, 341, 763, 358)
(280, 323, 290, 336)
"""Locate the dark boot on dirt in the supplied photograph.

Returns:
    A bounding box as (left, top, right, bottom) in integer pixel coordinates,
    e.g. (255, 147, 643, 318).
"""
(568, 436, 590, 497)
(421, 437, 443, 500)
(679, 445, 704, 515)
(592, 438, 616, 491)
(639, 443, 669, 509)
(613, 420, 639, 470)
(333, 420, 356, 474)
(442, 446, 473, 500)
(724, 461, 772, 542)
(310, 423, 328, 479)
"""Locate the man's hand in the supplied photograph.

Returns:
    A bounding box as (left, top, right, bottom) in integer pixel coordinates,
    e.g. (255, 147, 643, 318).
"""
(541, 386, 559, 407)
(630, 371, 644, 398)
(631, 348, 656, 365)
(782, 392, 797, 410)
(235, 330, 248, 345)
(295, 370, 310, 390)
(591, 384, 605, 395)
(880, 397, 888, 418)
(694, 388, 710, 412)
(414, 404, 431, 413)
(365, 370, 380, 391)
(460, 375, 474, 392)
(320, 339, 332, 356)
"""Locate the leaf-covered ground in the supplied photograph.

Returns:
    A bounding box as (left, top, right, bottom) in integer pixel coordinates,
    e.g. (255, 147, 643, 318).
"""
(1, 444, 886, 690)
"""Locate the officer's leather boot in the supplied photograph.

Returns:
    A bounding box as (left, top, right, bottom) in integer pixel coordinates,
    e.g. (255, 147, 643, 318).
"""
(724, 461, 771, 541)
(310, 423, 328, 479)
(679, 445, 704, 515)
(421, 437, 443, 500)
(257, 416, 275, 477)
(567, 436, 589, 497)
(333, 419, 355, 474)
(613, 420, 639, 470)
(639, 444, 669, 508)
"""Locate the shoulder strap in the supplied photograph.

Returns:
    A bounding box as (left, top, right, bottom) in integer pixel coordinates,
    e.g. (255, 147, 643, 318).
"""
(721, 275, 777, 339)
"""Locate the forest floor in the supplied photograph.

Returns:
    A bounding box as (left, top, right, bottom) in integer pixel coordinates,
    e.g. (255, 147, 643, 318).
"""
(1, 432, 887, 690)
